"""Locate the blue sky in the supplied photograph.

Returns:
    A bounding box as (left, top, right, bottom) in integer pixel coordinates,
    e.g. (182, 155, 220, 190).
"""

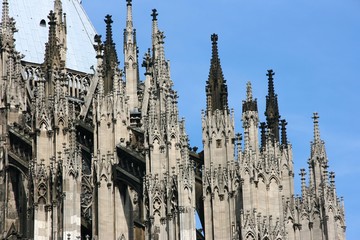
(82, 1, 359, 238)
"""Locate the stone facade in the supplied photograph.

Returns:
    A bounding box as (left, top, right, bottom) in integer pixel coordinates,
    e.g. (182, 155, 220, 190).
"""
(0, 0, 346, 239)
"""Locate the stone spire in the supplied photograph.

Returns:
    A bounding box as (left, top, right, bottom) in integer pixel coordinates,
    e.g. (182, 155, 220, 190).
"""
(242, 81, 257, 113)
(151, 8, 159, 57)
(1, 0, 10, 31)
(280, 119, 288, 147)
(53, 0, 67, 62)
(265, 69, 280, 143)
(43, 11, 64, 99)
(242, 81, 259, 152)
(298, 113, 347, 239)
(260, 122, 266, 150)
(205, 34, 228, 113)
(140, 8, 196, 240)
(312, 112, 321, 143)
(43, 11, 63, 70)
(309, 112, 328, 199)
(124, 0, 139, 112)
(103, 14, 118, 94)
(300, 168, 306, 196)
(54, 0, 63, 25)
(0, 0, 16, 47)
(1, 0, 20, 111)
(201, 33, 237, 240)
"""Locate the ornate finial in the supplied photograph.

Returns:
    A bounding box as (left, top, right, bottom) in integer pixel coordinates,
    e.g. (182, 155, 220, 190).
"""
(312, 112, 320, 142)
(266, 69, 275, 97)
(280, 119, 288, 147)
(151, 9, 158, 21)
(300, 168, 306, 180)
(126, 0, 132, 6)
(246, 81, 253, 101)
(105, 14, 113, 25)
(260, 122, 266, 150)
(329, 171, 335, 186)
(300, 168, 306, 194)
(48, 10, 56, 25)
(94, 34, 102, 45)
(94, 34, 103, 58)
(266, 69, 275, 79)
(236, 133, 242, 142)
(142, 48, 152, 75)
(211, 33, 218, 44)
(157, 31, 165, 44)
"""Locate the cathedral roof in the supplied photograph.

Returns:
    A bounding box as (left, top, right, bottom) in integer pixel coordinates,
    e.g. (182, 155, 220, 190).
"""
(1, 0, 97, 73)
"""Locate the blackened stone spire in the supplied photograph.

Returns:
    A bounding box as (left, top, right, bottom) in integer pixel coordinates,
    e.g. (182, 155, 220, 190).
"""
(265, 69, 280, 143)
(280, 119, 288, 147)
(103, 14, 118, 94)
(206, 34, 228, 113)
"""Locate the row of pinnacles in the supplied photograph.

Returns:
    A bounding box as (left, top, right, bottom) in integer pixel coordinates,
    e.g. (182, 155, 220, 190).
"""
(202, 32, 346, 239)
(0, 0, 345, 239)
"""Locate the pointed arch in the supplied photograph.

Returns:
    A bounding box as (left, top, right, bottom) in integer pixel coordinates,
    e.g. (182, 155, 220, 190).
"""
(169, 133, 178, 142)
(269, 175, 280, 185)
(257, 173, 267, 184)
(300, 212, 309, 221)
(39, 118, 51, 132)
(152, 135, 161, 146)
(99, 173, 108, 183)
(245, 231, 255, 240)
(57, 116, 66, 128)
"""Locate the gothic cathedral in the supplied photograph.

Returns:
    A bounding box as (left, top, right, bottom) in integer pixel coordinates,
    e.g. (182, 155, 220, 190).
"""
(0, 0, 346, 239)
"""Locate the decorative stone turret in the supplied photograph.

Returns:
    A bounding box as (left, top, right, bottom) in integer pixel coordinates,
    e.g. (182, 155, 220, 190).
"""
(91, 14, 129, 238)
(142, 9, 196, 240)
(291, 113, 346, 240)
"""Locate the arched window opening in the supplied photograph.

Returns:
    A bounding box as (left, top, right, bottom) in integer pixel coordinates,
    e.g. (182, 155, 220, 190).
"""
(39, 19, 46, 27)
